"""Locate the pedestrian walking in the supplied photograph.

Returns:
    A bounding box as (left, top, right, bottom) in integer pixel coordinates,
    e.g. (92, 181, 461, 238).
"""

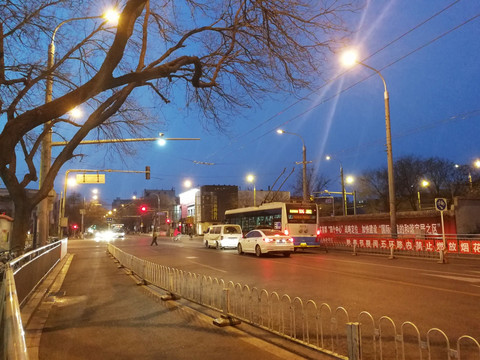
(150, 229, 158, 246)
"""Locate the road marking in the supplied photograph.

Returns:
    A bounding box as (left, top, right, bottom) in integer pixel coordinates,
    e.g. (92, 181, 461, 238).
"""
(186, 256, 198, 259)
(302, 254, 480, 279)
(268, 258, 480, 298)
(422, 273, 480, 283)
(187, 260, 228, 273)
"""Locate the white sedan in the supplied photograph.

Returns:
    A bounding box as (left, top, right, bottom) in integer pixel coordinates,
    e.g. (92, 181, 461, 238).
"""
(237, 229, 294, 257)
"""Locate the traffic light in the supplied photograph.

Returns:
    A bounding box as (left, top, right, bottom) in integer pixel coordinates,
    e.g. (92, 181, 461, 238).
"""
(145, 166, 150, 180)
(72, 224, 78, 230)
(166, 218, 171, 224)
(140, 205, 148, 213)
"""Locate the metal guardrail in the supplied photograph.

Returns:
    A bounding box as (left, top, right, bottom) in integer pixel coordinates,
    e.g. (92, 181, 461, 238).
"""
(1, 239, 68, 360)
(108, 244, 480, 360)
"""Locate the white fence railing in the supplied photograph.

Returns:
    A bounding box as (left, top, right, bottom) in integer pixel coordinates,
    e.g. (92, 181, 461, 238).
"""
(0, 239, 68, 360)
(108, 244, 480, 360)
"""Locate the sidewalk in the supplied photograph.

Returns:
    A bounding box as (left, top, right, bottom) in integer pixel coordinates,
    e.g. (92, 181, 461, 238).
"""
(22, 240, 333, 360)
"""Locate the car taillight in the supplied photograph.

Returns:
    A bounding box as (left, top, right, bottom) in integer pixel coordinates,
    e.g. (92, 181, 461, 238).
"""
(288, 238, 294, 242)
(316, 229, 321, 236)
(284, 229, 289, 236)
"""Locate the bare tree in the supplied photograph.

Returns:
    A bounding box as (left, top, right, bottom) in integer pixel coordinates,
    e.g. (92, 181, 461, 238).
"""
(395, 155, 424, 210)
(358, 168, 389, 213)
(359, 155, 477, 213)
(0, 0, 358, 251)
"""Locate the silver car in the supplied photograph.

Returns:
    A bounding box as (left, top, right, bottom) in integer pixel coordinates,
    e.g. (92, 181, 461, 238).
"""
(237, 229, 294, 257)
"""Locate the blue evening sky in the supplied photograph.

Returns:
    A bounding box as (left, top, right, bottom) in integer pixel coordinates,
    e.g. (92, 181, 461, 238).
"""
(55, 0, 480, 206)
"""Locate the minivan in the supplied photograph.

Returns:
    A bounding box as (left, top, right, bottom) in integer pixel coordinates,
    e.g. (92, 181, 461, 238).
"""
(204, 224, 242, 249)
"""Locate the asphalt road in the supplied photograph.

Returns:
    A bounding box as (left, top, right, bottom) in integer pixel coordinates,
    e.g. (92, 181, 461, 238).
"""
(35, 238, 328, 360)
(111, 234, 480, 342)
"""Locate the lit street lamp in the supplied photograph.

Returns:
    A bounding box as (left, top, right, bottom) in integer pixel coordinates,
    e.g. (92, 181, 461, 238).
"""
(38, 10, 120, 246)
(454, 159, 480, 191)
(325, 155, 347, 216)
(341, 50, 397, 237)
(246, 174, 256, 207)
(277, 129, 310, 202)
(418, 179, 429, 210)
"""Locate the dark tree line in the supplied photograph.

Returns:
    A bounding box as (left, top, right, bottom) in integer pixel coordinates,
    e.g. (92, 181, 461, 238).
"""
(358, 155, 479, 213)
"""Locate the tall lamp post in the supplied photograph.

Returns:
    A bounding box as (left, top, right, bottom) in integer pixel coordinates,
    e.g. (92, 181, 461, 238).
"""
(325, 155, 347, 216)
(455, 159, 480, 191)
(246, 174, 256, 207)
(417, 179, 429, 210)
(38, 11, 120, 246)
(277, 129, 310, 202)
(341, 50, 397, 237)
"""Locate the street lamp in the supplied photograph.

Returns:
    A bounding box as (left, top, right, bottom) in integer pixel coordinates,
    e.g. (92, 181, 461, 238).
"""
(277, 129, 310, 202)
(38, 9, 120, 245)
(246, 174, 256, 207)
(418, 179, 429, 210)
(341, 49, 397, 237)
(325, 155, 347, 216)
(345, 176, 357, 215)
(455, 159, 480, 191)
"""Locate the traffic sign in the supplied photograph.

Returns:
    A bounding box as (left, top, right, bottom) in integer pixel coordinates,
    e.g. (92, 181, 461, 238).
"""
(76, 173, 105, 184)
(435, 198, 447, 211)
(106, 217, 113, 223)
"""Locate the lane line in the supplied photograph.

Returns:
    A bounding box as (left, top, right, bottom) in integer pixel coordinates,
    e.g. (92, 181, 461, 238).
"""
(187, 260, 228, 273)
(260, 258, 480, 298)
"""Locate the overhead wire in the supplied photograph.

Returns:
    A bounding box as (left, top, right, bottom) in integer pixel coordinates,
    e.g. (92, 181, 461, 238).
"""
(191, 1, 475, 165)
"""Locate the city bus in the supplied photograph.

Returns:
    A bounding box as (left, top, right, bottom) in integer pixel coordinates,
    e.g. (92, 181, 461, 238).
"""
(225, 202, 320, 249)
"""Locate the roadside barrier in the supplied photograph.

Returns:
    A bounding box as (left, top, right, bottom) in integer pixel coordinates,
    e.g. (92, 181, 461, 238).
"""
(107, 244, 480, 359)
(318, 233, 480, 261)
(0, 239, 68, 360)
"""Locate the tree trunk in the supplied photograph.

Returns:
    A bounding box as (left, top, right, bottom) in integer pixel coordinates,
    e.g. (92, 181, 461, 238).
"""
(10, 198, 34, 254)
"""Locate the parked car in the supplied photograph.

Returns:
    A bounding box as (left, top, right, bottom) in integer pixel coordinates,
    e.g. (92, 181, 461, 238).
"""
(204, 224, 243, 249)
(237, 229, 294, 257)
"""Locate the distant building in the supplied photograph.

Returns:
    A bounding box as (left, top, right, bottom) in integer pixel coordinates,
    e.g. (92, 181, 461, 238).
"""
(177, 185, 290, 234)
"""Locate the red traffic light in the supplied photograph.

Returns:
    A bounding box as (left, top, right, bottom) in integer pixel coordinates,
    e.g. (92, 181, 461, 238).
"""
(72, 224, 78, 229)
(140, 205, 148, 213)
(166, 218, 171, 224)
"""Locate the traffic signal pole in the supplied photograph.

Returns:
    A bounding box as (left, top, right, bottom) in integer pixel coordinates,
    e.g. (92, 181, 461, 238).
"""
(59, 168, 151, 236)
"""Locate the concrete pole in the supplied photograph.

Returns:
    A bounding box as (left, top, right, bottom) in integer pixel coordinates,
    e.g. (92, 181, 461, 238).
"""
(340, 166, 346, 216)
(37, 40, 55, 246)
(357, 61, 397, 238)
(384, 89, 397, 237)
(302, 144, 308, 202)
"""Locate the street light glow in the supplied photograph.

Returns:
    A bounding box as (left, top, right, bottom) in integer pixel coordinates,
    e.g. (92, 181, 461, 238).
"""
(183, 179, 192, 188)
(474, 159, 480, 168)
(67, 177, 77, 187)
(340, 49, 358, 67)
(246, 174, 255, 183)
(421, 180, 430, 187)
(276, 129, 285, 134)
(69, 107, 83, 119)
(346, 175, 355, 184)
(103, 9, 120, 24)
